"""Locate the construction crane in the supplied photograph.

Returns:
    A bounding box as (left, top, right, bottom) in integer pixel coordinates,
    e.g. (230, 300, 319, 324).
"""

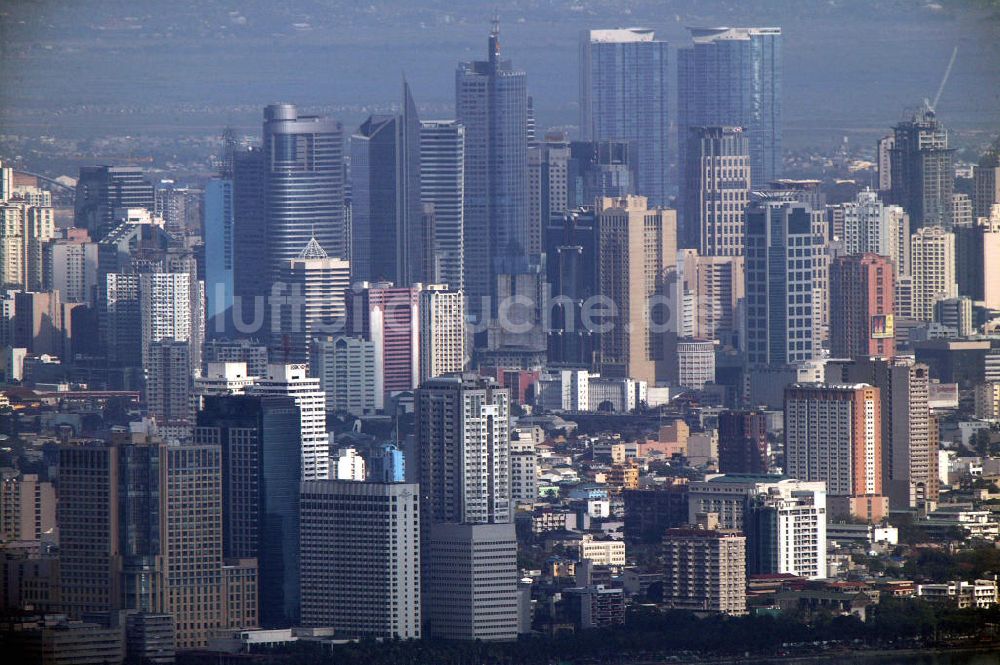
(926, 46, 958, 113)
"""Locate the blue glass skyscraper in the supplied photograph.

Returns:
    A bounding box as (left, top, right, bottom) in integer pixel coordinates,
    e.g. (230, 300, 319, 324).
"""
(677, 27, 782, 189)
(456, 21, 528, 317)
(579, 28, 669, 206)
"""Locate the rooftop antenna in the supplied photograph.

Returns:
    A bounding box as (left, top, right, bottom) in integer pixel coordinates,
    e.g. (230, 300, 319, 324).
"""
(926, 46, 958, 112)
(489, 11, 501, 63)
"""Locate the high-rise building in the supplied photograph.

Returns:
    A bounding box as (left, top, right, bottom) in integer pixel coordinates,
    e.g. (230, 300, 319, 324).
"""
(262, 104, 346, 283)
(74, 166, 155, 240)
(910, 225, 957, 321)
(139, 271, 203, 373)
(248, 363, 329, 481)
(419, 285, 465, 383)
(456, 21, 529, 317)
(45, 235, 99, 304)
(745, 485, 827, 579)
(351, 83, 423, 285)
(935, 296, 974, 336)
(567, 141, 637, 206)
(351, 282, 421, 398)
(195, 394, 302, 627)
(579, 28, 669, 205)
(828, 356, 939, 510)
(145, 340, 193, 438)
(830, 253, 895, 359)
(527, 135, 570, 257)
(204, 178, 235, 324)
(677, 339, 715, 390)
(955, 213, 1000, 310)
(299, 480, 421, 638)
(676, 250, 745, 346)
(975, 381, 1000, 420)
(953, 193, 974, 228)
(973, 144, 1000, 219)
(420, 120, 465, 290)
(203, 339, 269, 378)
(310, 335, 380, 415)
(367, 442, 406, 483)
(0, 201, 55, 291)
(889, 106, 955, 229)
(0, 471, 56, 543)
(271, 237, 350, 365)
(681, 126, 751, 254)
(232, 145, 267, 330)
(784, 383, 887, 521)
(595, 196, 677, 385)
(718, 411, 769, 475)
(416, 374, 511, 525)
(877, 135, 895, 192)
(744, 199, 827, 367)
(678, 27, 782, 187)
(662, 527, 747, 615)
(842, 189, 910, 269)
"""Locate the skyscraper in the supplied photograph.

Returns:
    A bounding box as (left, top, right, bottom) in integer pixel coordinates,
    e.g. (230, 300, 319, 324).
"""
(419, 120, 465, 290)
(456, 21, 529, 317)
(204, 178, 235, 325)
(784, 383, 887, 521)
(195, 394, 302, 627)
(829, 253, 895, 360)
(717, 410, 768, 475)
(973, 143, 1000, 219)
(662, 527, 747, 615)
(74, 166, 155, 240)
(248, 363, 329, 481)
(416, 374, 511, 525)
(232, 145, 267, 331)
(841, 188, 910, 266)
(262, 104, 346, 283)
(579, 28, 669, 205)
(595, 195, 677, 385)
(310, 335, 381, 415)
(351, 82, 423, 285)
(909, 225, 957, 321)
(680, 126, 751, 254)
(745, 485, 827, 580)
(351, 282, 421, 398)
(677, 27, 782, 187)
(299, 480, 421, 638)
(889, 106, 955, 229)
(744, 199, 827, 368)
(419, 284, 465, 383)
(828, 357, 939, 510)
(271, 237, 350, 365)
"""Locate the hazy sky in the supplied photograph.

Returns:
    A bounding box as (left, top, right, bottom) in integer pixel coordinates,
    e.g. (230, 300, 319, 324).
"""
(2, 0, 999, 150)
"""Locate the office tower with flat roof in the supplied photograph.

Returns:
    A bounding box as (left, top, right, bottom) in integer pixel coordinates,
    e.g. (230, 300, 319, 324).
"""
(351, 281, 421, 397)
(299, 480, 421, 638)
(351, 83, 423, 285)
(681, 126, 751, 254)
(74, 166, 156, 240)
(678, 27, 782, 187)
(935, 296, 974, 336)
(744, 199, 827, 367)
(145, 339, 193, 438)
(830, 253, 895, 360)
(889, 106, 955, 229)
(204, 339, 268, 377)
(745, 485, 827, 580)
(528, 135, 570, 257)
(910, 225, 957, 322)
(232, 145, 267, 331)
(955, 213, 1000, 310)
(310, 335, 380, 415)
(595, 195, 677, 385)
(248, 363, 329, 481)
(271, 237, 350, 365)
(195, 394, 302, 627)
(718, 410, 768, 475)
(420, 120, 465, 290)
(662, 527, 747, 615)
(974, 144, 1000, 219)
(456, 22, 529, 317)
(45, 235, 99, 305)
(579, 28, 669, 206)
(784, 383, 887, 522)
(416, 374, 511, 525)
(419, 284, 465, 383)
(567, 140, 636, 206)
(828, 356, 939, 510)
(204, 178, 235, 325)
(676, 250, 745, 347)
(263, 104, 345, 283)
(877, 135, 895, 192)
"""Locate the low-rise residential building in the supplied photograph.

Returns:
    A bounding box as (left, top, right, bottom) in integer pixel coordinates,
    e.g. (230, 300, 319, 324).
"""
(917, 580, 998, 609)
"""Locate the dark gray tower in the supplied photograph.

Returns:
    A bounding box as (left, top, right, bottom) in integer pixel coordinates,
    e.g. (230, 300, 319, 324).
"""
(889, 106, 955, 229)
(456, 20, 529, 318)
